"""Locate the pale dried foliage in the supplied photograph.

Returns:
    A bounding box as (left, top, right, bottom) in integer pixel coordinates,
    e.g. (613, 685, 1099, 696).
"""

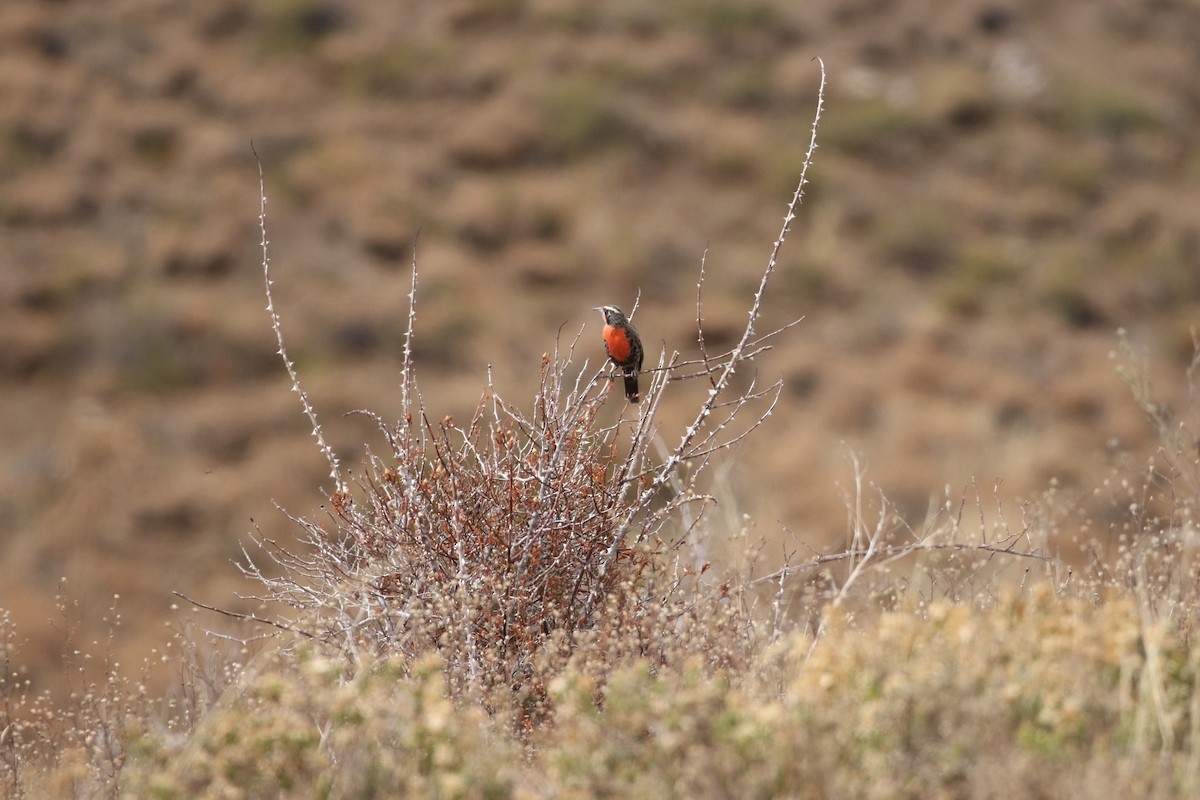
(0, 593, 245, 800)
(1098, 328, 1200, 636)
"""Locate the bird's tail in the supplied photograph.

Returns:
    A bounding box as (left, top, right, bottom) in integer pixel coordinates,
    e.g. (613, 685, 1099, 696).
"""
(623, 372, 640, 403)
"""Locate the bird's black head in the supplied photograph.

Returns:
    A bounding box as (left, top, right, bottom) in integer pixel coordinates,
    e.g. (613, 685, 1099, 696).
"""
(593, 305, 626, 326)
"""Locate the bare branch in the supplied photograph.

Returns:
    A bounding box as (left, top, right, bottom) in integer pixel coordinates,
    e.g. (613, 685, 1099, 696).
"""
(254, 146, 344, 492)
(749, 541, 1051, 589)
(173, 592, 317, 640)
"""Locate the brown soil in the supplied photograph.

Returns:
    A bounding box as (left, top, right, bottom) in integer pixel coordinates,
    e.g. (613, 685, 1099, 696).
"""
(1, 0, 1198, 693)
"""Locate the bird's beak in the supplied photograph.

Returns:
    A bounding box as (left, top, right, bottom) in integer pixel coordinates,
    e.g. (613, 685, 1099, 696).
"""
(592, 306, 603, 312)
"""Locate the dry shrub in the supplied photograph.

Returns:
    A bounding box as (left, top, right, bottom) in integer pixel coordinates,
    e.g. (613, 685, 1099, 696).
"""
(230, 66, 825, 725)
(239, 343, 765, 723)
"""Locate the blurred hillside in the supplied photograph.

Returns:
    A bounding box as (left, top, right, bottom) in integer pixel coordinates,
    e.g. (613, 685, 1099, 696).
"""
(1, 0, 1198, 689)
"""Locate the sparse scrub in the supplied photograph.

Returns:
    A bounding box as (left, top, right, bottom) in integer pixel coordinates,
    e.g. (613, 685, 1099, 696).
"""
(677, 0, 784, 42)
(1039, 77, 1168, 139)
(257, 0, 346, 56)
(820, 98, 937, 162)
(876, 201, 960, 276)
(938, 243, 1022, 318)
(539, 74, 641, 159)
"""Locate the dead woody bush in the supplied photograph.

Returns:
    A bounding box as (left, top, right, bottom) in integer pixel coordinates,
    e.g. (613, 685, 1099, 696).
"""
(234, 64, 821, 703)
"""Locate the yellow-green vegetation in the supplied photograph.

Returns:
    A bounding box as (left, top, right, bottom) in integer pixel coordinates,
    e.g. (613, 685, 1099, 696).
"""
(819, 98, 937, 162)
(545, 590, 1200, 799)
(102, 591, 1200, 799)
(540, 74, 638, 159)
(125, 654, 517, 799)
(939, 243, 1023, 317)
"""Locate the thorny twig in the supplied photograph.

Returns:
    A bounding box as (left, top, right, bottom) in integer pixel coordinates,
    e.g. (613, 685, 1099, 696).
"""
(579, 58, 828, 619)
(254, 144, 344, 493)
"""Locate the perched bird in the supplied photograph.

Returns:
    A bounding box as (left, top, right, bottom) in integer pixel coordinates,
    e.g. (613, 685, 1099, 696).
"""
(594, 305, 644, 403)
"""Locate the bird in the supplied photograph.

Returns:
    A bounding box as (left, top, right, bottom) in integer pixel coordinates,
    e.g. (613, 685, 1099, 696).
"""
(594, 305, 644, 403)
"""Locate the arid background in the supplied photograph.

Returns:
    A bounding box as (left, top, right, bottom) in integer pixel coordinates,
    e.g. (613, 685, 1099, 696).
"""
(2, 0, 1198, 692)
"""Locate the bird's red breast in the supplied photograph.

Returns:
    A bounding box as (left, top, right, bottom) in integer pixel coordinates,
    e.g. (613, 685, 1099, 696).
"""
(603, 324, 633, 363)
